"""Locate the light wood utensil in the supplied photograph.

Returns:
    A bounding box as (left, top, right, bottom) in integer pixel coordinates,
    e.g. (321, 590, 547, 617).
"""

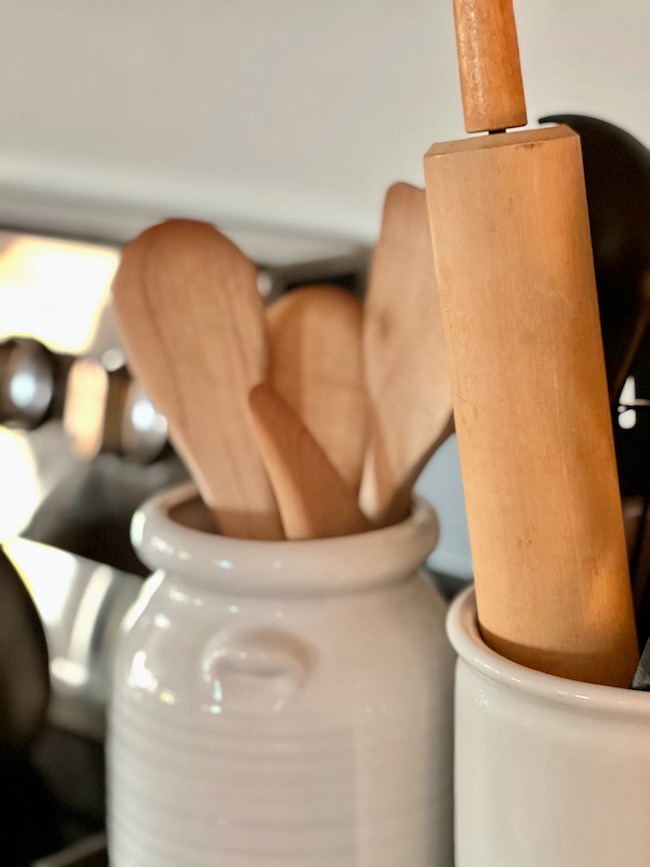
(248, 383, 371, 540)
(360, 182, 453, 527)
(423, 0, 638, 684)
(266, 284, 367, 494)
(112, 219, 283, 540)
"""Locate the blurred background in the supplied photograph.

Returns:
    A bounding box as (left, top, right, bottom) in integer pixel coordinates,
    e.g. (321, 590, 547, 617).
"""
(0, 2, 646, 863)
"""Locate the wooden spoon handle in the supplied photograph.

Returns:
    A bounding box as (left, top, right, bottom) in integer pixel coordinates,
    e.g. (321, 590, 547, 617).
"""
(453, 0, 527, 132)
(249, 383, 371, 540)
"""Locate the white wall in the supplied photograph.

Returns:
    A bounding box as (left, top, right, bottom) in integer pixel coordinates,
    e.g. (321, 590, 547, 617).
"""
(0, 0, 647, 249)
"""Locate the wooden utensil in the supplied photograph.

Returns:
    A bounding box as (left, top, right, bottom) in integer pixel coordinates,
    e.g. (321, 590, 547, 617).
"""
(266, 284, 367, 493)
(423, 0, 638, 685)
(112, 219, 283, 540)
(248, 383, 371, 540)
(360, 182, 453, 527)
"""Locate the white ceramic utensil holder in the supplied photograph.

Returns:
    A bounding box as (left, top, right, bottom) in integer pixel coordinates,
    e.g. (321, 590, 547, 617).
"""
(108, 483, 455, 867)
(447, 586, 650, 867)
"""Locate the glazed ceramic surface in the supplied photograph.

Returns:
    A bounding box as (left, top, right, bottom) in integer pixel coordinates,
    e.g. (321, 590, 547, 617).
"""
(108, 483, 454, 866)
(448, 587, 650, 867)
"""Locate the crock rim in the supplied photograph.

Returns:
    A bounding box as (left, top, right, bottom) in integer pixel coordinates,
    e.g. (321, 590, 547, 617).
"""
(130, 482, 439, 596)
(447, 587, 648, 714)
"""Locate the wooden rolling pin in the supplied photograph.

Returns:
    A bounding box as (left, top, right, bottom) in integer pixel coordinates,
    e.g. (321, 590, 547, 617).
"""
(423, 0, 638, 685)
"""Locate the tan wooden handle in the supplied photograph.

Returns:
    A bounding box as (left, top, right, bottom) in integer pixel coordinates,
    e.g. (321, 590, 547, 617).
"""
(453, 0, 527, 133)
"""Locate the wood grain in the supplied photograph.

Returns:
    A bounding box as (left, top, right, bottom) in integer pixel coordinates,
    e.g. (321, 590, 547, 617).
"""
(112, 219, 283, 540)
(360, 183, 453, 527)
(453, 0, 526, 133)
(266, 284, 367, 494)
(424, 125, 638, 685)
(249, 383, 371, 540)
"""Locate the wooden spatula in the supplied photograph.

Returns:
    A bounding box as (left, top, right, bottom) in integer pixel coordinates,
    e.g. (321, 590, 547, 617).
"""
(112, 219, 283, 540)
(248, 383, 371, 540)
(266, 284, 367, 494)
(423, 0, 637, 685)
(360, 183, 453, 527)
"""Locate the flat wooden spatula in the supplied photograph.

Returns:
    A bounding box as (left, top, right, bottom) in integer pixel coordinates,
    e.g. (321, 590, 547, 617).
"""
(360, 183, 453, 527)
(112, 219, 283, 540)
(423, 0, 638, 684)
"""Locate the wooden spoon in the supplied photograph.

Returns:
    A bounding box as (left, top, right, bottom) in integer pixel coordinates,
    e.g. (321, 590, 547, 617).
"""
(112, 219, 283, 540)
(360, 183, 453, 526)
(266, 284, 367, 494)
(248, 383, 371, 540)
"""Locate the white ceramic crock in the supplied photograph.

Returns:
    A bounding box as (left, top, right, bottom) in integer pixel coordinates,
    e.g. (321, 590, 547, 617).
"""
(447, 586, 650, 867)
(108, 483, 455, 867)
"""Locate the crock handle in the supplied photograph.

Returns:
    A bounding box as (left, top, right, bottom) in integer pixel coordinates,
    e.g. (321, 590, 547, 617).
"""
(201, 627, 313, 714)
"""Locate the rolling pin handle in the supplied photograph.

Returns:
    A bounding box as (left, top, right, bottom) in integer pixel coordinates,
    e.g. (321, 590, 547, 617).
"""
(453, 0, 528, 133)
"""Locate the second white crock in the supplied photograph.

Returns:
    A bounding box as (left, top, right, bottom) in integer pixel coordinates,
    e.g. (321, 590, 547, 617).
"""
(448, 586, 650, 867)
